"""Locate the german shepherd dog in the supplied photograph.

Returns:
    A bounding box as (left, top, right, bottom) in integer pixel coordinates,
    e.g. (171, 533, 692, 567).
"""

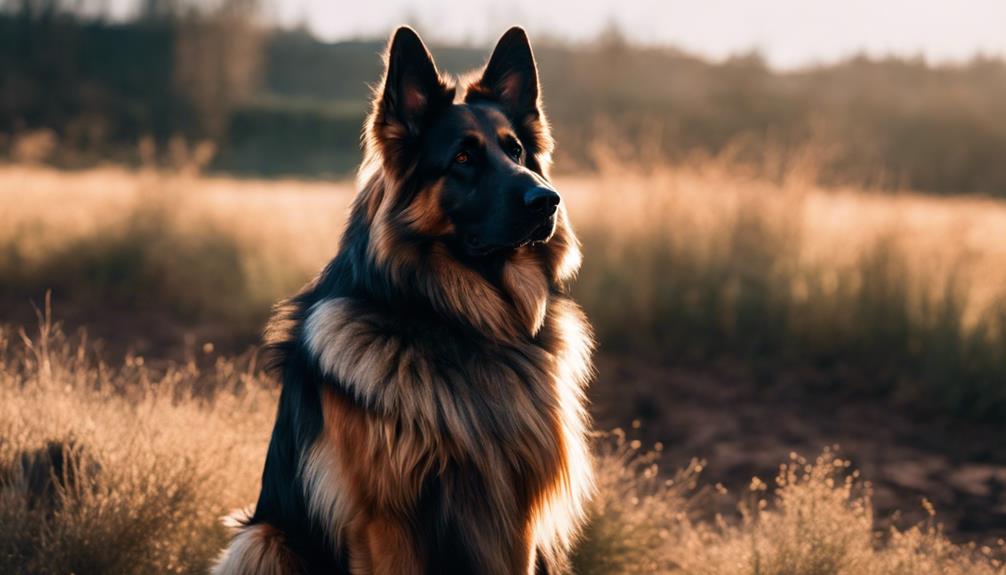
(214, 26, 594, 575)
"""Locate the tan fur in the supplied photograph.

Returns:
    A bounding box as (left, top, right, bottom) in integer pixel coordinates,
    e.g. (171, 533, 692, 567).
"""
(502, 247, 550, 335)
(363, 516, 424, 575)
(402, 179, 453, 236)
(542, 207, 582, 285)
(302, 292, 594, 573)
(300, 428, 355, 544)
(356, 156, 387, 223)
(212, 523, 300, 575)
(302, 390, 428, 574)
(425, 242, 521, 339)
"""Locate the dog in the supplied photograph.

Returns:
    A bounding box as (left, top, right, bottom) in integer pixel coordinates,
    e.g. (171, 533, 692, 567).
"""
(213, 26, 594, 575)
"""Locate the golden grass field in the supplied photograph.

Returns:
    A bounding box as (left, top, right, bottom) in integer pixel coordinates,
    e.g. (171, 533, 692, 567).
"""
(1, 164, 1006, 573)
(2, 163, 1004, 414)
(5, 164, 1006, 297)
(5, 162, 1006, 319)
(1, 313, 1004, 574)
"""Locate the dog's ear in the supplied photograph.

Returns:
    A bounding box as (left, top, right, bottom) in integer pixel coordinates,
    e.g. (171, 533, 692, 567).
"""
(372, 27, 451, 158)
(468, 27, 553, 174)
(468, 27, 541, 121)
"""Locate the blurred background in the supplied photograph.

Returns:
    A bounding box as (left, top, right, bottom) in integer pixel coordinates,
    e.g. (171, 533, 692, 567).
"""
(2, 0, 1006, 572)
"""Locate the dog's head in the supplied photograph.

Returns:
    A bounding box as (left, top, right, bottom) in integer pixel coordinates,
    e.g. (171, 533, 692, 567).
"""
(367, 26, 560, 258)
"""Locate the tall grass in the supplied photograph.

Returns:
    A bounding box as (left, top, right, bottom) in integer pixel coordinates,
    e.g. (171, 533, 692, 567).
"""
(576, 433, 1005, 575)
(0, 167, 347, 334)
(1, 318, 1002, 574)
(0, 305, 275, 574)
(1, 165, 1005, 419)
(571, 168, 1006, 420)
(2, 201, 253, 322)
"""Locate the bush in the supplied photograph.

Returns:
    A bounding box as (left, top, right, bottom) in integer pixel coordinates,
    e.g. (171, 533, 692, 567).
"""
(573, 433, 1005, 575)
(0, 309, 275, 574)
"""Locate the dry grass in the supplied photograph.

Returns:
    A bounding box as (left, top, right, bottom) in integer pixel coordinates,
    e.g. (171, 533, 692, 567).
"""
(577, 433, 1006, 575)
(570, 166, 1006, 418)
(3, 164, 1004, 418)
(0, 305, 275, 574)
(1, 318, 1002, 574)
(0, 166, 348, 323)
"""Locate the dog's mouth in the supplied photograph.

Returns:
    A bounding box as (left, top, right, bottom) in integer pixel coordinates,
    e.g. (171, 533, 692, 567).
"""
(464, 216, 556, 256)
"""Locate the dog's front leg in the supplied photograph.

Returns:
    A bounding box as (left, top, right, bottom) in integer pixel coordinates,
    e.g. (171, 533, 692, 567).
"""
(346, 514, 422, 575)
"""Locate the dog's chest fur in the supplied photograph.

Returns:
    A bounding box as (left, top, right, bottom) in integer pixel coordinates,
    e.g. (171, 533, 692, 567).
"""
(299, 294, 592, 571)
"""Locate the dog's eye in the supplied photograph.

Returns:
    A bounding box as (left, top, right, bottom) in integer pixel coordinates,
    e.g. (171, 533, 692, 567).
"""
(507, 142, 523, 162)
(454, 151, 470, 164)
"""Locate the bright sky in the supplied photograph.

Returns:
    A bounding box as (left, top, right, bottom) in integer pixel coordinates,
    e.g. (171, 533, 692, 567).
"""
(261, 0, 1006, 69)
(97, 0, 1006, 69)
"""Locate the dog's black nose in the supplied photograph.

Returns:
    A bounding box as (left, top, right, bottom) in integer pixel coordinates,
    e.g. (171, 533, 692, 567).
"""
(523, 187, 560, 215)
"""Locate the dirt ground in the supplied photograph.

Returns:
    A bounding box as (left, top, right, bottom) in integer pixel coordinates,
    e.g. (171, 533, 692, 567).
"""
(592, 355, 1006, 547)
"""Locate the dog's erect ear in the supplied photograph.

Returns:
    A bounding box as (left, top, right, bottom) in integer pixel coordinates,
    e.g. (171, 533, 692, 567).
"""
(372, 27, 451, 153)
(467, 27, 553, 173)
(468, 27, 541, 120)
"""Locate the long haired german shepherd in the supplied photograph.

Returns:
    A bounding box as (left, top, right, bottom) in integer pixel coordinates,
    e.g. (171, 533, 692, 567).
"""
(214, 26, 594, 575)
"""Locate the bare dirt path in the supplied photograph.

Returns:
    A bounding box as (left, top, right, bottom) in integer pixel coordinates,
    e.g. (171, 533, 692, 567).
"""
(591, 355, 1006, 546)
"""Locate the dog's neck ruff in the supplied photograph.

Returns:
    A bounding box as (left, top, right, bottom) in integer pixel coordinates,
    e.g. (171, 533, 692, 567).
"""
(300, 293, 595, 570)
(302, 295, 593, 419)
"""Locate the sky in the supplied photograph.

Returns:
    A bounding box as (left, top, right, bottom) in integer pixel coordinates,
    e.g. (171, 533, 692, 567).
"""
(262, 0, 1006, 69)
(99, 0, 1006, 70)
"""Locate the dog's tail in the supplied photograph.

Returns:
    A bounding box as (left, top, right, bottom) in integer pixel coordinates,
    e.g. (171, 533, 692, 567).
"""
(212, 522, 299, 575)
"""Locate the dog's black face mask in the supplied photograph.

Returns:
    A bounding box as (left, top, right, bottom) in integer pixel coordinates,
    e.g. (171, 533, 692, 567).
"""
(423, 103, 558, 256)
(375, 27, 558, 257)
